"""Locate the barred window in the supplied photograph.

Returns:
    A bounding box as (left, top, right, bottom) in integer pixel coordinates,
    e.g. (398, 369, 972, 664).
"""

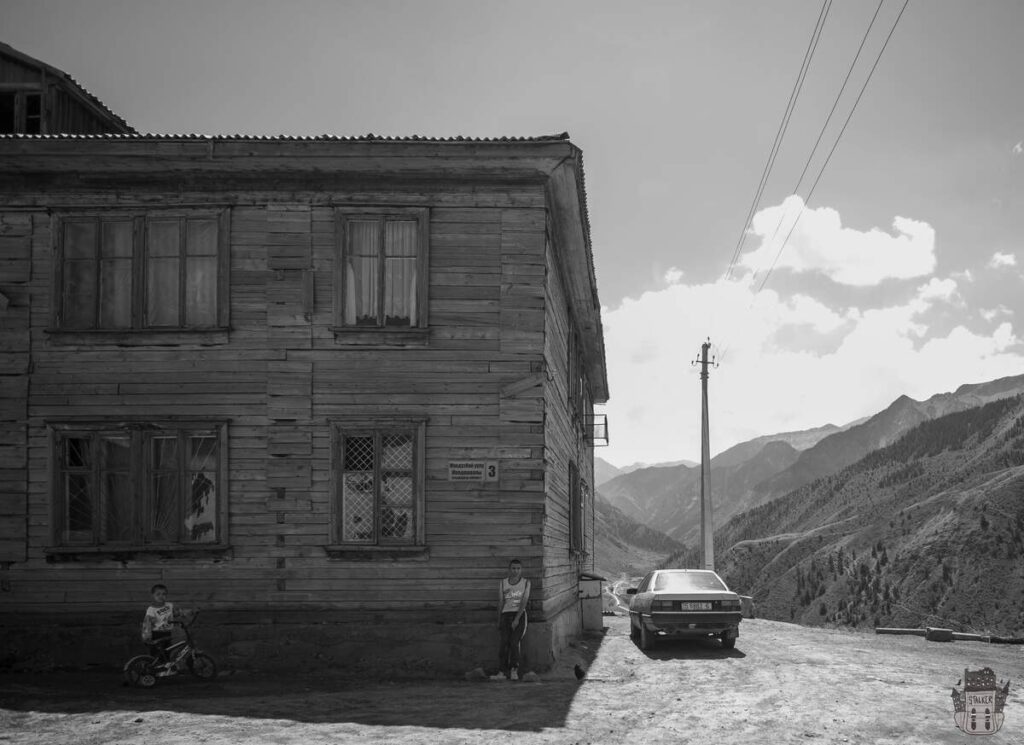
(53, 423, 226, 548)
(334, 420, 425, 546)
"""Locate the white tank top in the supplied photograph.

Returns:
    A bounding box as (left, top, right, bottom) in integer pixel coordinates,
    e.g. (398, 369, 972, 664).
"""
(501, 578, 529, 613)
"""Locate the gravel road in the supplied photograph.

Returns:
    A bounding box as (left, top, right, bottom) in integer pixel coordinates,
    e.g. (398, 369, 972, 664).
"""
(1, 614, 1021, 744)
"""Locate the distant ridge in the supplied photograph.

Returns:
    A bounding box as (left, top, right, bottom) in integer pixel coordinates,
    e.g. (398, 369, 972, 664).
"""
(598, 373, 1024, 546)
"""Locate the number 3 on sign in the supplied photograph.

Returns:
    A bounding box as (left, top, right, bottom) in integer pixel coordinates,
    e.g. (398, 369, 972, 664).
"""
(485, 463, 498, 481)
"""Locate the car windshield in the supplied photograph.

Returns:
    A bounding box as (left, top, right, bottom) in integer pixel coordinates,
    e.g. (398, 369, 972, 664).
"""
(653, 572, 727, 592)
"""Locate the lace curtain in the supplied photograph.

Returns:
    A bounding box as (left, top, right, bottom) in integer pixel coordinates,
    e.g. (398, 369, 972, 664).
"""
(344, 218, 417, 326)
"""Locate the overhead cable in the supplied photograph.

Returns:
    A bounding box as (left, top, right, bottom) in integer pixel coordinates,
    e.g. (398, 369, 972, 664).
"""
(760, 0, 888, 259)
(754, 0, 911, 296)
(723, 0, 834, 282)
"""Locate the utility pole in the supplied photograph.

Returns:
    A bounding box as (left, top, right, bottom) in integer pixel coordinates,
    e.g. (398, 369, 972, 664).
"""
(696, 339, 715, 571)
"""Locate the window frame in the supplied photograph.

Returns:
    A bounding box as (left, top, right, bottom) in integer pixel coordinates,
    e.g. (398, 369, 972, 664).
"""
(569, 460, 585, 554)
(328, 417, 427, 553)
(0, 88, 43, 134)
(47, 420, 229, 554)
(333, 207, 430, 344)
(52, 209, 230, 335)
(567, 322, 593, 432)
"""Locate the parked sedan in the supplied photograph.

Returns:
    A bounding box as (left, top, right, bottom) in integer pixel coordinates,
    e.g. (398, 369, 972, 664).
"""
(627, 569, 742, 650)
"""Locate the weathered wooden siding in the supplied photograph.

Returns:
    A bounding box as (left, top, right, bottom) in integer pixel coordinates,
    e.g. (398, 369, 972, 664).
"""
(0, 212, 32, 562)
(0, 55, 41, 85)
(47, 87, 117, 135)
(541, 230, 597, 620)
(0, 130, 608, 674)
(5, 185, 559, 623)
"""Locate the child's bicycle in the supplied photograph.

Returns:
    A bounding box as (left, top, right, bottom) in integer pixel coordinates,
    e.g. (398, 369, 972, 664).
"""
(123, 611, 218, 688)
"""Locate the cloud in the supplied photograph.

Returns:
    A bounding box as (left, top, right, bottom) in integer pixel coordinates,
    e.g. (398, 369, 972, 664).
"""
(989, 251, 1017, 268)
(913, 277, 962, 309)
(981, 306, 1012, 322)
(737, 196, 936, 286)
(598, 205, 1022, 468)
(1013, 141, 1023, 155)
(664, 267, 685, 284)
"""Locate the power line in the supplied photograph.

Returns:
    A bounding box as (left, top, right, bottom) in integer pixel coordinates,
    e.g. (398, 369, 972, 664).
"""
(723, 0, 834, 282)
(760, 0, 888, 262)
(755, 0, 912, 296)
(716, 0, 834, 365)
(717, 0, 911, 363)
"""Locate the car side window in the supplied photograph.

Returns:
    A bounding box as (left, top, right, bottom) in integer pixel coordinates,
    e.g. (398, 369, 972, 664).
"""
(637, 574, 652, 593)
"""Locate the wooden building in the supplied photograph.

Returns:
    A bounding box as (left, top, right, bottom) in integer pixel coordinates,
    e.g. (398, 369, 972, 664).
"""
(0, 42, 134, 136)
(0, 45, 609, 674)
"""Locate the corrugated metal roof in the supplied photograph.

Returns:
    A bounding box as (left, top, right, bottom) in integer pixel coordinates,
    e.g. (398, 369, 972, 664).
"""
(0, 131, 570, 142)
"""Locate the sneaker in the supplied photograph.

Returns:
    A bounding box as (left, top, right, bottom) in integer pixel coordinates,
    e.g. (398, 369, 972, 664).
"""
(510, 668, 519, 681)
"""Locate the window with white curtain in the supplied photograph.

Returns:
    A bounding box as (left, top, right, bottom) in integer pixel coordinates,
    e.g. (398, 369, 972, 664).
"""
(335, 208, 428, 330)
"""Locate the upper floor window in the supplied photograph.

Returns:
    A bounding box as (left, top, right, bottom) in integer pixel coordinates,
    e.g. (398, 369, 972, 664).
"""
(332, 419, 426, 547)
(569, 461, 586, 553)
(0, 90, 42, 134)
(335, 208, 428, 331)
(567, 323, 593, 431)
(56, 211, 228, 331)
(51, 422, 227, 549)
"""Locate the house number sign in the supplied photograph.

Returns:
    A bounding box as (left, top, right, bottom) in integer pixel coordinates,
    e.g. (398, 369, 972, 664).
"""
(448, 461, 499, 482)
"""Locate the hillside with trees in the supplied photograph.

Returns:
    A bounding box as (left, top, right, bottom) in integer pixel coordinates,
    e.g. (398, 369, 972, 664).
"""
(665, 395, 1024, 636)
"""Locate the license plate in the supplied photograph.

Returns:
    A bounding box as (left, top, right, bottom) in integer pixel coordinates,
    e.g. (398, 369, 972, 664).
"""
(679, 601, 712, 611)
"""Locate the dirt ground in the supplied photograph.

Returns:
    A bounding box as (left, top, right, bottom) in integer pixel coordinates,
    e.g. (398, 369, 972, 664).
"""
(1, 613, 1022, 745)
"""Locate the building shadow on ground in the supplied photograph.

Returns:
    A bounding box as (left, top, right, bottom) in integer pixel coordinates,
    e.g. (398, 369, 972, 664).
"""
(0, 632, 607, 733)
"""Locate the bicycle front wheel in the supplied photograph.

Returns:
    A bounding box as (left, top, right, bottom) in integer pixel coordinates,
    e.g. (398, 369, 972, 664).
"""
(124, 656, 158, 688)
(187, 652, 218, 680)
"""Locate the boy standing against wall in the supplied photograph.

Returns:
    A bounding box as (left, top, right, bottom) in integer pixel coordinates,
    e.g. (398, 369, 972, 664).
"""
(494, 559, 531, 681)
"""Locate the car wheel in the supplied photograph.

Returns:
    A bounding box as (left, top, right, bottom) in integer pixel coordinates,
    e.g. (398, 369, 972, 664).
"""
(721, 633, 736, 650)
(629, 617, 639, 642)
(639, 622, 655, 651)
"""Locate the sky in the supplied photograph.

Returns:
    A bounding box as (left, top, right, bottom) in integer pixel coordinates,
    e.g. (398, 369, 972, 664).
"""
(4, 0, 1023, 468)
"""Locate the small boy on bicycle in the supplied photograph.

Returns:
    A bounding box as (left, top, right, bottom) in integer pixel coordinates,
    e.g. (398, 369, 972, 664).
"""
(141, 584, 190, 665)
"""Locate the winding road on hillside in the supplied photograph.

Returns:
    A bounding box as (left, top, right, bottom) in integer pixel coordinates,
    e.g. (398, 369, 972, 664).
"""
(2, 614, 1021, 744)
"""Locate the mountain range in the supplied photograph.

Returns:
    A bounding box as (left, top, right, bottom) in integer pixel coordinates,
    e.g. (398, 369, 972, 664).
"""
(597, 374, 1024, 546)
(593, 373, 1024, 634)
(679, 393, 1024, 635)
